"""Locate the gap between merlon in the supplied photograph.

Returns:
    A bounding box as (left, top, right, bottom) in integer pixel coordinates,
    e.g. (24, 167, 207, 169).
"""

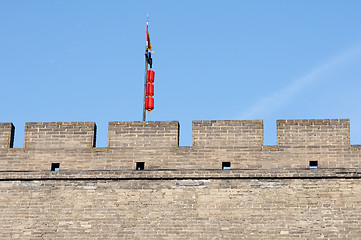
(93, 121, 108, 147)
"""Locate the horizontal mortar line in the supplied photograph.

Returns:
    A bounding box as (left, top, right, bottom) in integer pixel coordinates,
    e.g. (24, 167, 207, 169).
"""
(0, 167, 355, 172)
(1, 176, 361, 181)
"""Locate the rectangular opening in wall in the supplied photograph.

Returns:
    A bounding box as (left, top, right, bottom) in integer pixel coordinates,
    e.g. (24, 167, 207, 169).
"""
(51, 163, 60, 172)
(309, 161, 318, 169)
(222, 162, 231, 170)
(136, 162, 144, 170)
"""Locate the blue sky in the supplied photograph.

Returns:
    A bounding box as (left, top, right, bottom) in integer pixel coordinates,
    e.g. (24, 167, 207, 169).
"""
(1, 0, 361, 147)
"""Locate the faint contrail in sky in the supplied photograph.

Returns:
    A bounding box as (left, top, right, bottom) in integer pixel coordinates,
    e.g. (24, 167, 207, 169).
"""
(238, 44, 361, 119)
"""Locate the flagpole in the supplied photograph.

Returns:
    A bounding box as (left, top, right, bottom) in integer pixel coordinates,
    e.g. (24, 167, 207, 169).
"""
(143, 15, 149, 121)
(143, 46, 148, 121)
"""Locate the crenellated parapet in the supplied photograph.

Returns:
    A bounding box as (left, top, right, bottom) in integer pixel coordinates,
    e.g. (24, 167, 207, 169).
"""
(0, 119, 360, 171)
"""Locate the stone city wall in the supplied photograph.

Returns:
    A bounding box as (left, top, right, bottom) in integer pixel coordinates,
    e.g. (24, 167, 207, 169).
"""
(1, 119, 361, 239)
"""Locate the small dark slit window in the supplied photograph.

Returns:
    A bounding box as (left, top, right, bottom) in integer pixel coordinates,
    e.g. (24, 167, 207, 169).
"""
(309, 161, 318, 169)
(136, 162, 144, 170)
(51, 163, 60, 172)
(222, 162, 231, 170)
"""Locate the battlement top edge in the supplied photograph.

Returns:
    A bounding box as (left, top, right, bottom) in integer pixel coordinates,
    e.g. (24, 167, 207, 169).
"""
(277, 119, 349, 123)
(26, 122, 96, 126)
(109, 121, 179, 125)
(192, 120, 263, 124)
(0, 123, 14, 126)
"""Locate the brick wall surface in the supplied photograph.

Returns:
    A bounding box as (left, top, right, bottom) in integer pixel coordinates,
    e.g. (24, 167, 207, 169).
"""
(0, 170, 361, 239)
(277, 119, 350, 148)
(1, 119, 361, 239)
(192, 120, 263, 148)
(24, 122, 96, 150)
(108, 121, 179, 149)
